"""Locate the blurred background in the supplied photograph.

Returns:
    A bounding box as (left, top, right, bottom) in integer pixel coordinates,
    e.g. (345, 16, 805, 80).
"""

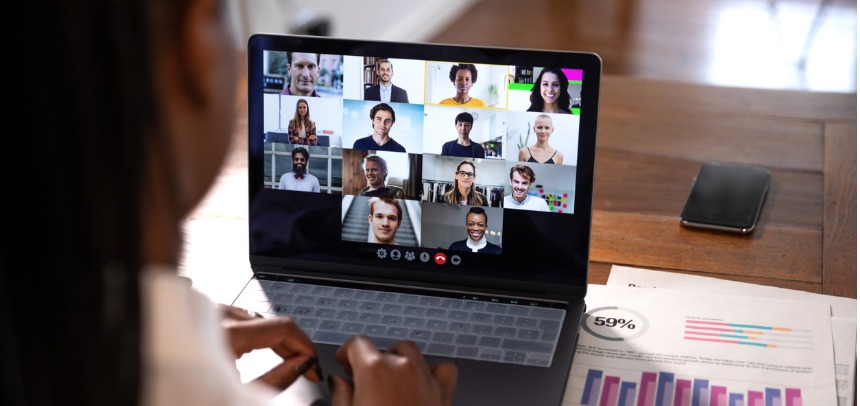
(231, 0, 856, 93)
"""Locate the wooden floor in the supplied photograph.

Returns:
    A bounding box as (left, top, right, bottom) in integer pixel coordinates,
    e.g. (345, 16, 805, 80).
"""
(429, 0, 857, 93)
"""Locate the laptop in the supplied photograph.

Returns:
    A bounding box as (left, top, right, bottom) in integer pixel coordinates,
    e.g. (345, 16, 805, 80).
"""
(237, 33, 601, 405)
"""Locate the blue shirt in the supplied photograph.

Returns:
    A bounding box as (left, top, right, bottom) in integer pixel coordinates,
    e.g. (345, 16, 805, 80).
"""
(441, 140, 485, 158)
(352, 135, 406, 152)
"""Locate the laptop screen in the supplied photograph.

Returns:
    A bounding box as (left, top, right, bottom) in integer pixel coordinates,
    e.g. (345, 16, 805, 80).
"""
(247, 35, 600, 293)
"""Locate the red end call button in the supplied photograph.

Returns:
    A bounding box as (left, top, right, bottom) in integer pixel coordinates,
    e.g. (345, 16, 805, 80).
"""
(433, 252, 447, 265)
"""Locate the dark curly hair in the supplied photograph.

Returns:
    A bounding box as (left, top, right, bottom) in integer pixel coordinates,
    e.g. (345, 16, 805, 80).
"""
(527, 67, 572, 113)
(449, 63, 478, 83)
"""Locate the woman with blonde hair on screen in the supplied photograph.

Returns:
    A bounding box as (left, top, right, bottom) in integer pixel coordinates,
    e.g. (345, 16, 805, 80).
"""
(443, 160, 489, 206)
(518, 114, 564, 165)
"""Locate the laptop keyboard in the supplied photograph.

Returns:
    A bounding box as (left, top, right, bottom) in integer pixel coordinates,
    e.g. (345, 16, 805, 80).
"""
(233, 277, 566, 367)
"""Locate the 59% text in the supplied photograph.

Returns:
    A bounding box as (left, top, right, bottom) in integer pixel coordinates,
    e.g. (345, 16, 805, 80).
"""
(593, 317, 636, 329)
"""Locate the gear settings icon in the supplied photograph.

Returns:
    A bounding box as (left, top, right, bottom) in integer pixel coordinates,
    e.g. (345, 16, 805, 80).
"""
(376, 248, 387, 259)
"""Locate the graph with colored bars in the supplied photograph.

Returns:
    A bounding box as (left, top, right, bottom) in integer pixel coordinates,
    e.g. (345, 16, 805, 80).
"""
(581, 369, 803, 406)
(684, 320, 814, 350)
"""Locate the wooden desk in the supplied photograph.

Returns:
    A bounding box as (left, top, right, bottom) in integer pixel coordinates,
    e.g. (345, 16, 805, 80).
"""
(180, 73, 857, 307)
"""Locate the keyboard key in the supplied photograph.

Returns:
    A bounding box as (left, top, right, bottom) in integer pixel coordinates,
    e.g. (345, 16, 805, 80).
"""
(409, 329, 432, 341)
(364, 325, 386, 336)
(289, 284, 313, 294)
(478, 336, 501, 348)
(440, 299, 463, 309)
(470, 312, 492, 323)
(331, 288, 356, 299)
(425, 308, 447, 318)
(485, 303, 509, 314)
(504, 351, 527, 363)
(267, 282, 292, 293)
(270, 304, 292, 315)
(318, 320, 341, 331)
(359, 302, 382, 312)
(402, 306, 425, 316)
(403, 317, 425, 328)
(315, 297, 337, 308)
(340, 322, 364, 334)
(297, 318, 320, 329)
(353, 290, 377, 301)
(462, 301, 485, 311)
(255, 280, 273, 290)
(313, 330, 402, 350)
(418, 296, 442, 307)
(314, 308, 337, 319)
(478, 349, 503, 361)
(500, 338, 554, 354)
(376, 292, 399, 303)
(292, 306, 314, 316)
(380, 304, 404, 315)
(493, 327, 517, 338)
(396, 294, 420, 304)
(380, 315, 403, 325)
(293, 295, 316, 306)
(336, 299, 360, 310)
(526, 355, 551, 367)
(426, 320, 447, 330)
(426, 343, 456, 356)
(335, 310, 359, 321)
(492, 315, 516, 326)
(271, 293, 295, 304)
(456, 346, 480, 358)
(455, 334, 478, 346)
(431, 332, 455, 343)
(447, 310, 469, 321)
(357, 313, 381, 324)
(515, 317, 538, 329)
(517, 329, 541, 340)
(471, 324, 493, 335)
(310, 286, 334, 297)
(386, 327, 409, 339)
(447, 321, 470, 333)
(506, 305, 531, 316)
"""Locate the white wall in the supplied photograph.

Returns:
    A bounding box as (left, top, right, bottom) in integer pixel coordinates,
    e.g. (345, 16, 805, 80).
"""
(233, 0, 477, 46)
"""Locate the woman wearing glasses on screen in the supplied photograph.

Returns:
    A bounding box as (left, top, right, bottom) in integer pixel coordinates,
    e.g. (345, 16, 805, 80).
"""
(443, 160, 489, 206)
(527, 67, 573, 114)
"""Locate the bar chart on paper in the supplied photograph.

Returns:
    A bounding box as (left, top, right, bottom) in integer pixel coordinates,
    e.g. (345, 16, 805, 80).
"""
(578, 367, 803, 406)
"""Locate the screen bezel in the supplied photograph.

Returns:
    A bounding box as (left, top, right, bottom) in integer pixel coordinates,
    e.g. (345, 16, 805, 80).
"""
(247, 34, 601, 296)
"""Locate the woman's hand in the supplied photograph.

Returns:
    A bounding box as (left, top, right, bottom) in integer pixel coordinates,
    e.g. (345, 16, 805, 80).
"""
(219, 305, 322, 391)
(330, 336, 458, 406)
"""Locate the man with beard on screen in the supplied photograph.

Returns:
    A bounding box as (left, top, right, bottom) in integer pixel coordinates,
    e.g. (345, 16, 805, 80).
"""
(278, 146, 320, 192)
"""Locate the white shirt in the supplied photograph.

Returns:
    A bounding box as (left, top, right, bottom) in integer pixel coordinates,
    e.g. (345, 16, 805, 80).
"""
(279, 172, 320, 192)
(504, 194, 550, 212)
(141, 268, 278, 406)
(379, 83, 391, 103)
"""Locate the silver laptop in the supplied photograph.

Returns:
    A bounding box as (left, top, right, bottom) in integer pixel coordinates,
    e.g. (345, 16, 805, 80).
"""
(237, 33, 601, 405)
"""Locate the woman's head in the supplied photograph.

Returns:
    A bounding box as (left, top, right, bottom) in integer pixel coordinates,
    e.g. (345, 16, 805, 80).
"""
(465, 207, 488, 242)
(8, 0, 238, 404)
(297, 99, 309, 116)
(529, 68, 571, 112)
(455, 160, 477, 189)
(533, 114, 555, 141)
(449, 63, 478, 96)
